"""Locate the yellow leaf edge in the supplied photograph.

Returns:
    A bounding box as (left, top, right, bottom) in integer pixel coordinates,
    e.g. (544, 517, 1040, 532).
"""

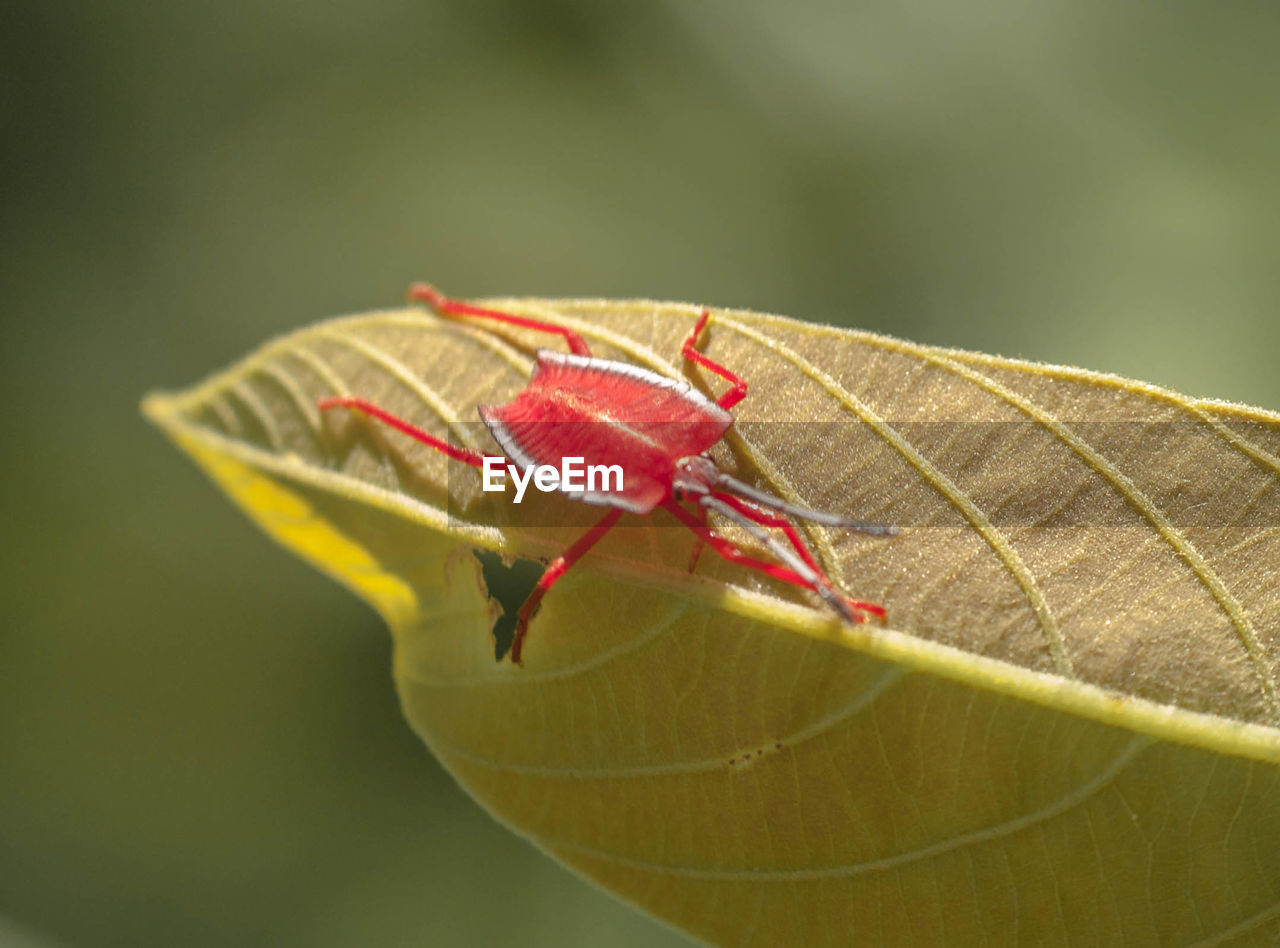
(142, 312, 1280, 768)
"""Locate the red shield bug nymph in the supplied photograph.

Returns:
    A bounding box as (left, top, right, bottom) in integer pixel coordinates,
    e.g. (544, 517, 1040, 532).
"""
(318, 284, 897, 664)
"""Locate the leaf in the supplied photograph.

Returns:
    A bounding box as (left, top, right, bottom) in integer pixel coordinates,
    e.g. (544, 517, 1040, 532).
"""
(143, 296, 1280, 945)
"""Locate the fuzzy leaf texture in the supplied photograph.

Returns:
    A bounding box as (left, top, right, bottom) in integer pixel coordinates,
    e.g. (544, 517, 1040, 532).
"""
(143, 295, 1280, 946)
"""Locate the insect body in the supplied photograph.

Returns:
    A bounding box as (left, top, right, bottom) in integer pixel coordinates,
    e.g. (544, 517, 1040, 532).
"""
(319, 284, 896, 664)
(483, 349, 733, 514)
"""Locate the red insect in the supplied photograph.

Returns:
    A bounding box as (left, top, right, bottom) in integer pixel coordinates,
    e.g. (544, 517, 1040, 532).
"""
(318, 284, 896, 664)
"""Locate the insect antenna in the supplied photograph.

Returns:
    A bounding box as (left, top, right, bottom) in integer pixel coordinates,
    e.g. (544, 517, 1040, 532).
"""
(698, 495, 860, 623)
(713, 472, 899, 536)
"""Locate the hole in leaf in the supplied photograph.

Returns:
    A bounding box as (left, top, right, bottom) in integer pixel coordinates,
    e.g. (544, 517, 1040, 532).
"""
(472, 550, 544, 661)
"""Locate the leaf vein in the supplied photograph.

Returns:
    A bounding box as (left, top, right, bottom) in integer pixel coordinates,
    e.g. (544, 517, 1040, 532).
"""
(316, 329, 484, 450)
(925, 351, 1280, 724)
(361, 310, 536, 376)
(227, 379, 283, 452)
(254, 360, 323, 437)
(536, 736, 1151, 880)
(207, 392, 242, 437)
(1188, 898, 1280, 947)
(287, 344, 352, 398)
(715, 316, 1072, 678)
(432, 663, 906, 778)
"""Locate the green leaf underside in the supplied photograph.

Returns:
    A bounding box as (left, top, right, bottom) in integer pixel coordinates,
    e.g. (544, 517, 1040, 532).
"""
(144, 298, 1280, 945)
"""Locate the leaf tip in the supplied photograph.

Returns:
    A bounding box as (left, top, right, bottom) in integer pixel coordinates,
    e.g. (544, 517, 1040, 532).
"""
(139, 389, 184, 433)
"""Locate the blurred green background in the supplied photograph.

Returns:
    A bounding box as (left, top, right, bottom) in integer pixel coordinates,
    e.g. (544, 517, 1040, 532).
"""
(3, 2, 1278, 945)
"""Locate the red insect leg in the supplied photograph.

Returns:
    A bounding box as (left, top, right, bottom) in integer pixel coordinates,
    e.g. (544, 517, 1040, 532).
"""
(662, 500, 814, 588)
(317, 396, 502, 468)
(408, 283, 593, 357)
(511, 507, 623, 665)
(681, 309, 747, 411)
(707, 491, 887, 620)
(709, 491, 824, 576)
(318, 394, 626, 665)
